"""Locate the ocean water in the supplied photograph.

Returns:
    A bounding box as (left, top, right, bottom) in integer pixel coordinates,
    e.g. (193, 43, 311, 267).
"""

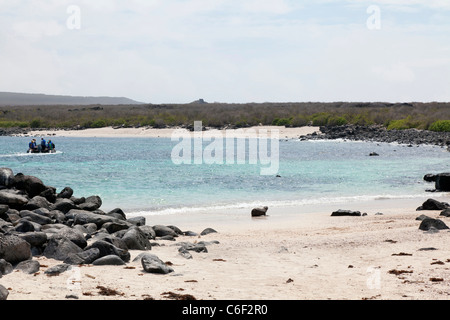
(0, 136, 449, 217)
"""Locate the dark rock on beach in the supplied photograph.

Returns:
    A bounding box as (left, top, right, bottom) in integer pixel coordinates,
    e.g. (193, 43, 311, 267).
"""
(44, 263, 72, 276)
(0, 234, 31, 264)
(92, 254, 125, 266)
(416, 199, 450, 211)
(440, 208, 450, 217)
(15, 259, 40, 274)
(251, 206, 268, 217)
(0, 259, 13, 276)
(153, 225, 178, 238)
(419, 218, 449, 231)
(84, 240, 130, 263)
(43, 237, 82, 261)
(140, 253, 174, 274)
(331, 209, 362, 217)
(0, 284, 9, 300)
(200, 228, 218, 236)
(63, 248, 100, 265)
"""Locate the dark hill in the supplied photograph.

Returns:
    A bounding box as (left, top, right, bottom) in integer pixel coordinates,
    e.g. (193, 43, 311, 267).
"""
(0, 92, 144, 106)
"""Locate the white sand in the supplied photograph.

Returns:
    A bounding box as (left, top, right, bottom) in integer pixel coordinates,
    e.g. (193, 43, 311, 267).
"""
(24, 126, 321, 139)
(2, 196, 450, 300)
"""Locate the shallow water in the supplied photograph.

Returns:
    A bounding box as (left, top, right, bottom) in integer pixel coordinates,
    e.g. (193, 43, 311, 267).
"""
(0, 136, 448, 216)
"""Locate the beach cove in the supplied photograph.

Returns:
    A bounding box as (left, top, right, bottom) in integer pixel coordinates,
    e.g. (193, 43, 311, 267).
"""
(1, 126, 449, 300)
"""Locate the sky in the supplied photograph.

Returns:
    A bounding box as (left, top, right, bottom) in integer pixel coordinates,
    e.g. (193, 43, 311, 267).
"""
(0, 0, 449, 104)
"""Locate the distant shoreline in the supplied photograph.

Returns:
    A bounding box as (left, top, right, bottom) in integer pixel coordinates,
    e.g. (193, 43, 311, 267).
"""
(19, 125, 322, 139)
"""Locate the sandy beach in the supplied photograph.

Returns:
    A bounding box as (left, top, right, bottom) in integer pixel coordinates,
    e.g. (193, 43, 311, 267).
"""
(24, 125, 321, 139)
(2, 196, 450, 301)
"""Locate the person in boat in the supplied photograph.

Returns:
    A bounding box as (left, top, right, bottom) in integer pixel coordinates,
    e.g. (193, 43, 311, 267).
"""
(40, 138, 47, 152)
(47, 140, 55, 153)
(27, 139, 37, 153)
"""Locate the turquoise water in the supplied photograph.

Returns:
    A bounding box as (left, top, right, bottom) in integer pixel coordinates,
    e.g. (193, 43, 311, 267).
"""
(0, 136, 449, 216)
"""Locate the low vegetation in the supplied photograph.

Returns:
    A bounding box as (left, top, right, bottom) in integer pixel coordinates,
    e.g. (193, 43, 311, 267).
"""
(0, 101, 449, 131)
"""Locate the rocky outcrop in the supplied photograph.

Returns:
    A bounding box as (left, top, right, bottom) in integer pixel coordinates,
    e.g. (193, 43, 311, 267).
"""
(302, 125, 450, 147)
(0, 167, 220, 294)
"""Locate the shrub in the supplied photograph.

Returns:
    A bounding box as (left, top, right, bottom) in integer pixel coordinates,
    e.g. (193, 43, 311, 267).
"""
(29, 118, 42, 128)
(311, 113, 330, 126)
(272, 117, 292, 126)
(429, 120, 450, 132)
(327, 116, 348, 126)
(387, 116, 420, 130)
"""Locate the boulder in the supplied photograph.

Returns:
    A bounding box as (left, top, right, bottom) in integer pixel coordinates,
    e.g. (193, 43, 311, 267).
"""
(14, 220, 36, 233)
(44, 263, 71, 276)
(419, 218, 450, 231)
(102, 220, 131, 234)
(0, 234, 32, 264)
(0, 284, 9, 300)
(416, 199, 449, 211)
(0, 168, 14, 187)
(70, 209, 117, 228)
(51, 228, 87, 249)
(70, 196, 85, 205)
(13, 173, 47, 198)
(435, 173, 450, 191)
(178, 247, 192, 259)
(139, 225, 156, 240)
(0, 204, 8, 216)
(331, 209, 362, 216)
(122, 227, 151, 250)
(0, 189, 28, 206)
(140, 253, 174, 274)
(22, 196, 51, 210)
(0, 259, 13, 276)
(39, 187, 57, 203)
(94, 234, 128, 250)
(179, 242, 208, 253)
(251, 206, 268, 217)
(63, 248, 100, 265)
(0, 219, 13, 233)
(106, 208, 126, 220)
(17, 232, 48, 248)
(51, 198, 78, 214)
(78, 195, 102, 211)
(127, 216, 146, 226)
(200, 228, 218, 236)
(92, 255, 125, 266)
(168, 225, 183, 235)
(84, 240, 130, 263)
(440, 208, 450, 217)
(153, 225, 178, 237)
(57, 187, 74, 199)
(19, 210, 52, 225)
(15, 260, 40, 274)
(43, 237, 83, 261)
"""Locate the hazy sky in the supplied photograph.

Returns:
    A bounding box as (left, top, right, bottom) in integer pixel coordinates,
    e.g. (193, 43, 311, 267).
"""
(1, 0, 449, 103)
